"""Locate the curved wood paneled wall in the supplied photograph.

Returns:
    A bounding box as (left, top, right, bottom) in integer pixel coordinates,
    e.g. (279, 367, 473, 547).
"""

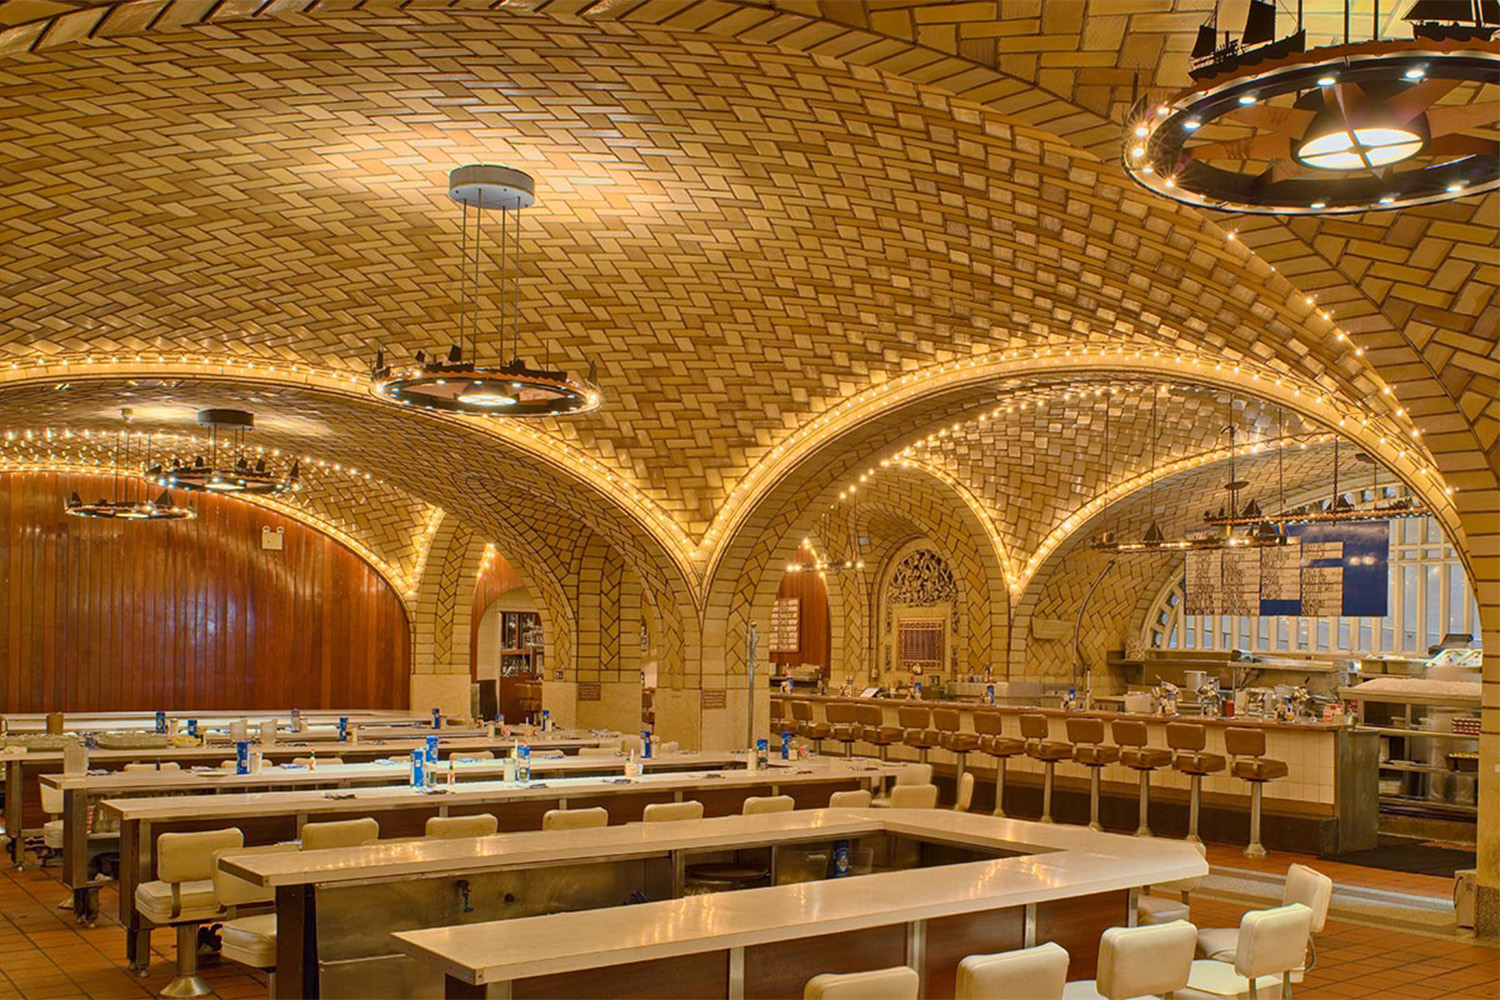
(0, 472, 410, 712)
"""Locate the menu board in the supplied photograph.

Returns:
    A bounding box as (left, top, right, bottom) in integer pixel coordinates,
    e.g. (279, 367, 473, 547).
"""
(1184, 521, 1389, 617)
(1183, 549, 1222, 616)
(769, 597, 800, 653)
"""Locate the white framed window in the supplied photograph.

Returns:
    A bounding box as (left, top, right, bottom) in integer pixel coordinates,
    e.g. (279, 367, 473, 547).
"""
(1145, 515, 1479, 656)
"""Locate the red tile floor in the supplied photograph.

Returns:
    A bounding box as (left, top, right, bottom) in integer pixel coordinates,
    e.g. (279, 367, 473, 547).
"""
(0, 845, 1494, 999)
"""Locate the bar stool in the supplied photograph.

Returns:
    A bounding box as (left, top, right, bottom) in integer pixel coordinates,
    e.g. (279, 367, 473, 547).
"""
(1198, 863, 1331, 979)
(974, 711, 1026, 818)
(934, 709, 980, 779)
(1226, 727, 1288, 859)
(1020, 714, 1072, 824)
(770, 697, 787, 742)
(828, 789, 871, 808)
(790, 700, 830, 753)
(212, 843, 297, 999)
(855, 703, 902, 760)
(1066, 717, 1119, 832)
(804, 966, 919, 1000)
(133, 828, 243, 997)
(898, 705, 941, 763)
(1167, 722, 1225, 844)
(1183, 903, 1313, 999)
(955, 942, 1069, 1000)
(953, 771, 975, 813)
(1113, 720, 1171, 837)
(542, 806, 609, 830)
(299, 817, 378, 850)
(425, 814, 498, 839)
(742, 795, 795, 815)
(886, 783, 939, 809)
(643, 800, 704, 823)
(1060, 920, 1196, 1000)
(1137, 840, 1205, 926)
(826, 702, 860, 758)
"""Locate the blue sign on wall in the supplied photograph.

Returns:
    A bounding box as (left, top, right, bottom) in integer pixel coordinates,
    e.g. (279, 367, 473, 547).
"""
(1188, 520, 1391, 618)
(1259, 520, 1389, 618)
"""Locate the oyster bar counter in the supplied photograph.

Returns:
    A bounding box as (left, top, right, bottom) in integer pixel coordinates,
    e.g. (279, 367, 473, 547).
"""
(782, 695, 1378, 856)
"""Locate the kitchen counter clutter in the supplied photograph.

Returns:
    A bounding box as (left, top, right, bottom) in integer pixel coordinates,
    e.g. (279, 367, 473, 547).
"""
(778, 695, 1378, 856)
(352, 809, 1208, 1000)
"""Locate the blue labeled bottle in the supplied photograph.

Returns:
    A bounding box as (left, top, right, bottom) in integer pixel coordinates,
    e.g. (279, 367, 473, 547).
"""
(780, 731, 793, 760)
(154, 710, 166, 734)
(640, 730, 652, 759)
(517, 744, 531, 781)
(337, 717, 348, 742)
(425, 735, 440, 765)
(410, 749, 425, 788)
(431, 707, 441, 730)
(235, 741, 250, 775)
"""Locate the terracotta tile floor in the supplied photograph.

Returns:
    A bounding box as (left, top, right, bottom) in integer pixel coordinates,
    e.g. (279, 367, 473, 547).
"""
(0, 847, 1494, 999)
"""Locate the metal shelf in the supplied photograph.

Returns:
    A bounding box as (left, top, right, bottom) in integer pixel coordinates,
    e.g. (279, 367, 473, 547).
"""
(1366, 726, 1477, 741)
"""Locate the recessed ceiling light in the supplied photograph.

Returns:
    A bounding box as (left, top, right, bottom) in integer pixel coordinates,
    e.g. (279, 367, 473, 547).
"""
(1184, 119, 1201, 130)
(1317, 75, 1337, 87)
(1310, 201, 1327, 209)
(1446, 182, 1465, 193)
(1379, 195, 1396, 204)
(1238, 94, 1257, 105)
(1404, 66, 1425, 79)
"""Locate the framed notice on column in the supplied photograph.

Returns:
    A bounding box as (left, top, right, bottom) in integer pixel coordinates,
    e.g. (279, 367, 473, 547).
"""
(770, 597, 800, 653)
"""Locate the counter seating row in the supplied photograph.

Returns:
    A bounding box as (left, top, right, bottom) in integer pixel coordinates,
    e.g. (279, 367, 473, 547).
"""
(774, 699, 1288, 857)
(808, 904, 1315, 1000)
(139, 787, 903, 997)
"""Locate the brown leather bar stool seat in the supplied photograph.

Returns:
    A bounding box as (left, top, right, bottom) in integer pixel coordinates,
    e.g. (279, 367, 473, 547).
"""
(1020, 713, 1072, 824)
(1114, 720, 1172, 837)
(933, 708, 980, 779)
(769, 697, 787, 743)
(790, 700, 830, 753)
(825, 701, 860, 758)
(973, 711, 1026, 817)
(898, 705, 941, 764)
(1066, 717, 1120, 831)
(855, 703, 902, 761)
(1167, 722, 1226, 844)
(1226, 727, 1288, 858)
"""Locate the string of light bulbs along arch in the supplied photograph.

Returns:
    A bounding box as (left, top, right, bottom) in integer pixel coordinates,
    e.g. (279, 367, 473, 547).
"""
(0, 338, 1444, 585)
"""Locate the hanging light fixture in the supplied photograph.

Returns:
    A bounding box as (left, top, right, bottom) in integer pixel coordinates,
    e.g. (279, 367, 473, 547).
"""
(1123, 1, 1499, 214)
(786, 492, 865, 575)
(65, 409, 194, 521)
(371, 164, 601, 417)
(145, 409, 298, 495)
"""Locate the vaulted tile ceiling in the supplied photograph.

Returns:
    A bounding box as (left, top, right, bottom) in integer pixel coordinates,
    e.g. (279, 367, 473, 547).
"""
(0, 0, 1490, 611)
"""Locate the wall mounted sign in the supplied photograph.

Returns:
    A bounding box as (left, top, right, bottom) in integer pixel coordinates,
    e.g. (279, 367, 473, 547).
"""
(1186, 521, 1389, 617)
(700, 689, 726, 710)
(769, 597, 800, 653)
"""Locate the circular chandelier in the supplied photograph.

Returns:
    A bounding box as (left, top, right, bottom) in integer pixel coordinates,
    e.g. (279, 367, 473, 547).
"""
(371, 165, 601, 417)
(1123, 1, 1499, 214)
(145, 409, 299, 495)
(65, 409, 194, 521)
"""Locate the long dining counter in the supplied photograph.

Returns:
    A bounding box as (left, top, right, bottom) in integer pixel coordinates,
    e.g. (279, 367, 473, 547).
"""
(42, 750, 739, 920)
(785, 694, 1378, 855)
(2, 730, 615, 865)
(104, 757, 897, 974)
(218, 807, 1205, 999)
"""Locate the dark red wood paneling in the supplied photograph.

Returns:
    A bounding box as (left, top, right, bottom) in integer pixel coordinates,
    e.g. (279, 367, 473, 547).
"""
(0, 472, 410, 712)
(770, 565, 830, 669)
